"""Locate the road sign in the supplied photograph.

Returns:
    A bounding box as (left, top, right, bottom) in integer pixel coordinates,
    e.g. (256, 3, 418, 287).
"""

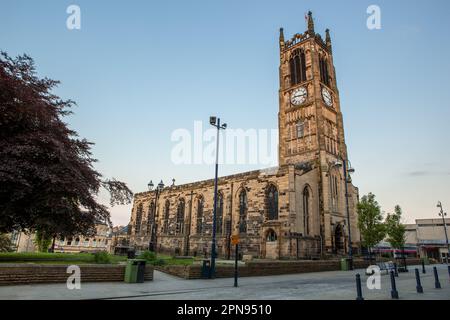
(231, 235, 239, 245)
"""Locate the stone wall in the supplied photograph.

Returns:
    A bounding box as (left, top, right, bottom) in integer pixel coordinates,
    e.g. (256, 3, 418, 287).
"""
(0, 264, 154, 286)
(130, 166, 297, 259)
(155, 258, 423, 279)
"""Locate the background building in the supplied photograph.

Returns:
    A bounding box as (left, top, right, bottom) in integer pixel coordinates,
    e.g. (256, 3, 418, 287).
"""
(9, 231, 36, 253)
(405, 218, 450, 262)
(110, 225, 132, 255)
(372, 218, 450, 263)
(53, 223, 112, 254)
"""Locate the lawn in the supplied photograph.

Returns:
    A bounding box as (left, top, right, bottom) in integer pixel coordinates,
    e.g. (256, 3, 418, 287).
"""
(0, 252, 127, 264)
(0, 252, 194, 266)
(153, 254, 194, 266)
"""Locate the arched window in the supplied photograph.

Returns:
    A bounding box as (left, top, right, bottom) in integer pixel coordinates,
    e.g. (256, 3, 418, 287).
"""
(239, 190, 248, 233)
(135, 203, 143, 234)
(147, 201, 155, 235)
(266, 229, 277, 242)
(176, 199, 185, 235)
(330, 174, 339, 210)
(266, 184, 279, 220)
(196, 196, 204, 234)
(163, 200, 170, 234)
(216, 192, 224, 235)
(303, 187, 310, 235)
(319, 56, 330, 86)
(296, 121, 304, 138)
(75, 237, 80, 246)
(289, 49, 307, 86)
(334, 176, 338, 199)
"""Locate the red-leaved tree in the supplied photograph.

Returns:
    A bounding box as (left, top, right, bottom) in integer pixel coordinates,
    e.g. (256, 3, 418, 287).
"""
(0, 52, 133, 242)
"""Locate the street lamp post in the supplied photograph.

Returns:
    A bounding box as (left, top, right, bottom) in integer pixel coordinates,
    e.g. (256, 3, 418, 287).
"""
(331, 156, 355, 270)
(437, 201, 449, 264)
(148, 180, 164, 252)
(209, 116, 227, 279)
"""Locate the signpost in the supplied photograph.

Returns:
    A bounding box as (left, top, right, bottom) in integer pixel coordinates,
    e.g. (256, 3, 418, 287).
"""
(231, 235, 239, 287)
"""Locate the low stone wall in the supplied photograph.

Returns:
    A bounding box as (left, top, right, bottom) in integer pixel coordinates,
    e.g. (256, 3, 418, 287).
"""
(155, 258, 422, 279)
(0, 264, 154, 286)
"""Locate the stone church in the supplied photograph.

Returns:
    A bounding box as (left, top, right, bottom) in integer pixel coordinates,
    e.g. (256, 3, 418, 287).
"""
(129, 12, 361, 259)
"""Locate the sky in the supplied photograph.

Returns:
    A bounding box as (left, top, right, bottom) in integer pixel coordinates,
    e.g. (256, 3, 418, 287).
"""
(1, 0, 450, 226)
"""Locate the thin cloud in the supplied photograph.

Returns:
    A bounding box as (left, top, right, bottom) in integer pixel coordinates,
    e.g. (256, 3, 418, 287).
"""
(406, 170, 449, 177)
(407, 171, 430, 177)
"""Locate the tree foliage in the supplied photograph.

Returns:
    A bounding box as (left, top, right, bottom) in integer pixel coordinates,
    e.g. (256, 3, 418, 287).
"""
(357, 193, 386, 252)
(0, 52, 133, 237)
(385, 205, 406, 250)
(0, 234, 13, 252)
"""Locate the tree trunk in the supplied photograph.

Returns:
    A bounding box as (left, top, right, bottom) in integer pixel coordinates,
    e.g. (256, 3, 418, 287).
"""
(50, 235, 56, 253)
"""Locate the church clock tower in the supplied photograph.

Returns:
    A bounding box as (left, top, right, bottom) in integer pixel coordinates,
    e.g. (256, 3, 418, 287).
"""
(278, 11, 347, 167)
(278, 12, 359, 254)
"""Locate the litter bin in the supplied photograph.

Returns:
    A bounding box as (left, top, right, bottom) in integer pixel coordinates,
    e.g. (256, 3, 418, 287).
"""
(201, 259, 211, 279)
(124, 259, 146, 283)
(340, 258, 349, 271)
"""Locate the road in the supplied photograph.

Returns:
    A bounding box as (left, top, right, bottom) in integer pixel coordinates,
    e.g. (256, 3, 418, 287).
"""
(0, 264, 449, 300)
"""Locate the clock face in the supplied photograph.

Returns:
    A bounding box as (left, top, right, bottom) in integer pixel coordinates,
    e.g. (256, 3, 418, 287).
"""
(321, 87, 333, 107)
(290, 86, 307, 106)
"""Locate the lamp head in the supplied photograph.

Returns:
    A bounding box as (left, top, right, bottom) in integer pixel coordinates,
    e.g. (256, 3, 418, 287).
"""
(148, 180, 154, 191)
(221, 123, 227, 129)
(209, 116, 217, 126)
(157, 180, 164, 191)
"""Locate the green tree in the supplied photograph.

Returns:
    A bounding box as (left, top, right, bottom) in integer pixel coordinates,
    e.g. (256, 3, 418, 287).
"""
(34, 229, 53, 252)
(385, 205, 407, 269)
(385, 205, 406, 250)
(357, 193, 386, 263)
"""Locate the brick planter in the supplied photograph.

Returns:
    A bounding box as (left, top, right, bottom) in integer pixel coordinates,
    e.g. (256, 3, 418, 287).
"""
(155, 258, 422, 279)
(0, 264, 154, 286)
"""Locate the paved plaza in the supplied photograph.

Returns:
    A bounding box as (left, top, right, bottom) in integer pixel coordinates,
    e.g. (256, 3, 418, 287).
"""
(0, 264, 449, 300)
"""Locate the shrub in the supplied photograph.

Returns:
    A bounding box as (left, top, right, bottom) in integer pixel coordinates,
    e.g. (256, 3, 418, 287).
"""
(0, 234, 13, 252)
(138, 250, 156, 261)
(93, 251, 111, 264)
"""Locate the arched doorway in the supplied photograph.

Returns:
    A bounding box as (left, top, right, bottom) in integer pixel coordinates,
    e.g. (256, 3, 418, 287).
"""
(334, 224, 344, 253)
(264, 229, 278, 259)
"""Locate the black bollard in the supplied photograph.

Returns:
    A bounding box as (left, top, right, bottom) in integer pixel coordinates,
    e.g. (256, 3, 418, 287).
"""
(448, 265, 450, 282)
(394, 262, 399, 277)
(422, 259, 426, 274)
(390, 271, 399, 299)
(415, 268, 423, 293)
(433, 266, 441, 289)
(355, 273, 364, 301)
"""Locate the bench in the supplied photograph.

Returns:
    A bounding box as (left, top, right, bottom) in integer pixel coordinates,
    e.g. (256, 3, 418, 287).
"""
(366, 261, 395, 275)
